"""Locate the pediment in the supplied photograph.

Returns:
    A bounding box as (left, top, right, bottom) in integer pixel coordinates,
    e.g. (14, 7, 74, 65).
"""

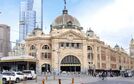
(52, 30, 87, 40)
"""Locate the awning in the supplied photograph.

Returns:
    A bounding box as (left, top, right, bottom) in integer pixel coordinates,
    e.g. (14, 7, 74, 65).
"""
(61, 64, 81, 66)
(0, 55, 37, 62)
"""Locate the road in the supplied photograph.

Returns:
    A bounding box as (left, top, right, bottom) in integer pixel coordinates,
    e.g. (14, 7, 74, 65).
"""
(88, 80, 134, 84)
(17, 74, 134, 84)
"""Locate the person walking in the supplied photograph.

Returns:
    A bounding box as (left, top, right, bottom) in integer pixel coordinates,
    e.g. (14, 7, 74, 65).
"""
(101, 70, 106, 80)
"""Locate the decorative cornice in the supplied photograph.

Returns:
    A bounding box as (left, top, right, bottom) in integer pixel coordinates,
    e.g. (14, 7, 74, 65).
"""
(51, 30, 87, 40)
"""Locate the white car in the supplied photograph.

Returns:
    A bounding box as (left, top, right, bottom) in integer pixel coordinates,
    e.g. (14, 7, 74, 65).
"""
(22, 70, 36, 79)
(14, 71, 25, 80)
(2, 71, 26, 83)
(2, 71, 17, 84)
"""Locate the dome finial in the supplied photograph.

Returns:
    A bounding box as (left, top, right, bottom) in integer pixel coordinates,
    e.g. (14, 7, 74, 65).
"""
(63, 0, 68, 14)
(64, 0, 66, 10)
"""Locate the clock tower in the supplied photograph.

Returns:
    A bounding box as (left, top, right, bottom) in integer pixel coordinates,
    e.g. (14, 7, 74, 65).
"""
(130, 38, 134, 56)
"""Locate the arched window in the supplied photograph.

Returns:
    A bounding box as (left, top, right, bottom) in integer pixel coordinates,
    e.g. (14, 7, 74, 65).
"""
(87, 46, 92, 50)
(42, 45, 49, 50)
(41, 52, 51, 59)
(88, 53, 93, 60)
(30, 45, 36, 50)
(87, 46, 93, 61)
(61, 55, 80, 64)
(29, 52, 36, 57)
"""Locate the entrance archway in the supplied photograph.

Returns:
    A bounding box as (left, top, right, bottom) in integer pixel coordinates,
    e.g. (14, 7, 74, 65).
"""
(41, 64, 50, 73)
(60, 55, 81, 72)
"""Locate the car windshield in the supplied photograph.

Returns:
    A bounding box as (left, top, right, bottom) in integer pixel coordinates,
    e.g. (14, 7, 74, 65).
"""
(2, 72, 15, 76)
(16, 72, 24, 75)
(23, 71, 31, 74)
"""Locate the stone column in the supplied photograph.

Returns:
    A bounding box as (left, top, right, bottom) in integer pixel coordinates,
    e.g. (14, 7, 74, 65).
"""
(26, 62, 29, 70)
(82, 40, 88, 74)
(51, 39, 59, 75)
(36, 61, 41, 75)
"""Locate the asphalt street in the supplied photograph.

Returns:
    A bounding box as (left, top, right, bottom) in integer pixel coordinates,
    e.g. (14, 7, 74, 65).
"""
(88, 80, 134, 84)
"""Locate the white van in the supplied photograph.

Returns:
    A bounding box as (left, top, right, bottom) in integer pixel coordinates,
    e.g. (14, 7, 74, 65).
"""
(22, 70, 36, 79)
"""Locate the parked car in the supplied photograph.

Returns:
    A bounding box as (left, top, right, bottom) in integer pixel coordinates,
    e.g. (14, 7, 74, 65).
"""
(2, 71, 16, 84)
(22, 70, 36, 79)
(14, 71, 26, 81)
(124, 70, 133, 77)
(2, 71, 26, 83)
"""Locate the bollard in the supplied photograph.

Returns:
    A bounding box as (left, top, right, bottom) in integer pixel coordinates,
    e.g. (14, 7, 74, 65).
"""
(23, 80, 26, 84)
(72, 78, 74, 84)
(35, 76, 37, 82)
(23, 77, 27, 84)
(23, 78, 25, 84)
(45, 75, 48, 80)
(58, 79, 61, 84)
(9, 77, 11, 84)
(42, 79, 45, 84)
(53, 75, 55, 80)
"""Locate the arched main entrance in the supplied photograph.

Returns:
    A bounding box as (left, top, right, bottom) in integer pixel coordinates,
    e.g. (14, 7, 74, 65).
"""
(41, 64, 50, 73)
(60, 55, 81, 72)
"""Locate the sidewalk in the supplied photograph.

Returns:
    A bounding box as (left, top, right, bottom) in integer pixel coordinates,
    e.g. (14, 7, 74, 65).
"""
(18, 75, 134, 84)
(18, 75, 99, 84)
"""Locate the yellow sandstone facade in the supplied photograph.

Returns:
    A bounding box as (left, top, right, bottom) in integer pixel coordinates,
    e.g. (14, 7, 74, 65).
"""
(24, 9, 134, 75)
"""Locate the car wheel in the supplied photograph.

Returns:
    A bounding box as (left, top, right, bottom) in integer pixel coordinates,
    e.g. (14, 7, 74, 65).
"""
(16, 78, 20, 83)
(2, 78, 6, 84)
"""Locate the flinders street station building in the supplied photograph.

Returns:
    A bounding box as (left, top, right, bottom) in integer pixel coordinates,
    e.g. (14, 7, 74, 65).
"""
(0, 8, 134, 75)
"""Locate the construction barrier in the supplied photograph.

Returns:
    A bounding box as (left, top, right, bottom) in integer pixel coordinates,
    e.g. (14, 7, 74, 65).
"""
(72, 78, 74, 84)
(9, 78, 11, 84)
(23, 77, 27, 84)
(35, 76, 37, 82)
(42, 79, 45, 84)
(53, 75, 55, 80)
(45, 75, 48, 80)
(58, 79, 61, 84)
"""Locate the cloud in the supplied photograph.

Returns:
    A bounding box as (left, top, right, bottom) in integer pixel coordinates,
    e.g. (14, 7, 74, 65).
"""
(75, 0, 134, 49)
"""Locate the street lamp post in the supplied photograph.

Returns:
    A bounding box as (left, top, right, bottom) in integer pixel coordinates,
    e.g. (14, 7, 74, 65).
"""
(35, 49, 40, 75)
(93, 64, 96, 76)
(57, 50, 60, 75)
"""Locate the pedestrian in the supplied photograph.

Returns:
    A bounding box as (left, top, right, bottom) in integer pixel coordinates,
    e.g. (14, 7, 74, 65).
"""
(101, 70, 106, 80)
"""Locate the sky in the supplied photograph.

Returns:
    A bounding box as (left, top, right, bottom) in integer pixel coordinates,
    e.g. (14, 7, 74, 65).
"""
(0, 0, 134, 52)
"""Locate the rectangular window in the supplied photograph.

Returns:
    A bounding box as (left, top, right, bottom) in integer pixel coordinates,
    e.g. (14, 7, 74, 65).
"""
(102, 63, 106, 68)
(97, 63, 100, 68)
(101, 55, 106, 61)
(48, 53, 51, 59)
(45, 53, 47, 58)
(41, 53, 45, 59)
(97, 54, 100, 60)
(66, 43, 69, 47)
(76, 43, 79, 48)
(88, 53, 90, 59)
(60, 43, 64, 47)
(71, 43, 74, 47)
(97, 47, 99, 51)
